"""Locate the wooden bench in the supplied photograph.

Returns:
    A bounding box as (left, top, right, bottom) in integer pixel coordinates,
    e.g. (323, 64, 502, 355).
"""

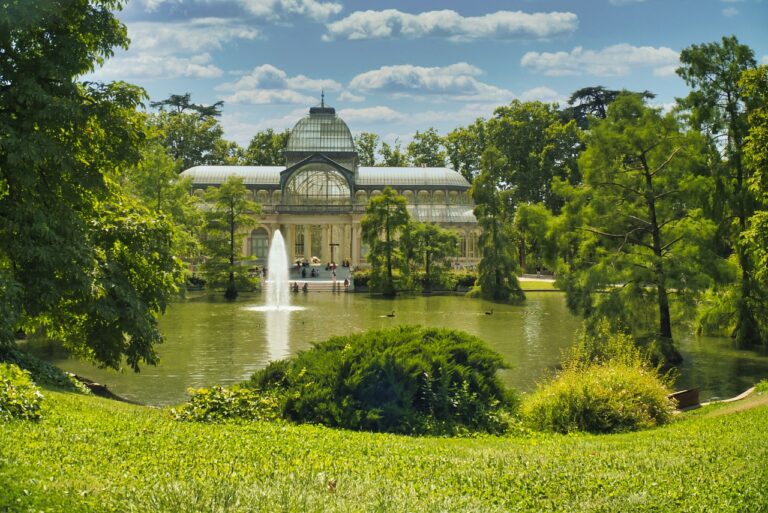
(668, 388, 700, 410)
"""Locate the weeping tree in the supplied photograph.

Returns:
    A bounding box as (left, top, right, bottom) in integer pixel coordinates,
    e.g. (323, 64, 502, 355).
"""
(201, 176, 260, 300)
(559, 94, 717, 363)
(361, 187, 411, 296)
(470, 148, 524, 303)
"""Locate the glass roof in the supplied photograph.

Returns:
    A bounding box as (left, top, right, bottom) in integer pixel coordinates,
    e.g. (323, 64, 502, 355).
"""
(286, 107, 356, 153)
(408, 205, 477, 224)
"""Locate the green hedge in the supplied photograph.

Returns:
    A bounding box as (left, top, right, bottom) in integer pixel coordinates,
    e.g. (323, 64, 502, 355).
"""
(172, 385, 280, 422)
(248, 326, 516, 435)
(0, 363, 43, 422)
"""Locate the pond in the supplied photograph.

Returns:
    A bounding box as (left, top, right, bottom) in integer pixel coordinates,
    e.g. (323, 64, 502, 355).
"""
(30, 292, 768, 406)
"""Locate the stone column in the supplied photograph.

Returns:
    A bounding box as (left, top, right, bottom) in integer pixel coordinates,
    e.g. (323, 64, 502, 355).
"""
(304, 224, 312, 261)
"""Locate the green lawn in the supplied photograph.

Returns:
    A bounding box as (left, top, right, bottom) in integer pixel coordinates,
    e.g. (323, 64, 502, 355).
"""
(1, 389, 767, 512)
(519, 279, 559, 291)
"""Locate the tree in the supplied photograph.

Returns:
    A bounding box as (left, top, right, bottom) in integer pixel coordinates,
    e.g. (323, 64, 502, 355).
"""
(470, 148, 524, 303)
(444, 119, 486, 183)
(513, 203, 555, 273)
(405, 222, 459, 293)
(378, 139, 409, 167)
(149, 111, 233, 170)
(361, 187, 411, 296)
(562, 86, 655, 129)
(201, 176, 260, 300)
(150, 92, 224, 119)
(0, 0, 180, 369)
(354, 132, 380, 166)
(407, 128, 447, 167)
(244, 129, 289, 165)
(486, 100, 582, 213)
(560, 94, 716, 362)
(677, 36, 764, 347)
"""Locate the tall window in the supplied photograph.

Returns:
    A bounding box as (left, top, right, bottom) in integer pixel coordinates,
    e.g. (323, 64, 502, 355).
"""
(295, 225, 305, 257)
(284, 166, 351, 206)
(250, 228, 269, 262)
(310, 225, 323, 258)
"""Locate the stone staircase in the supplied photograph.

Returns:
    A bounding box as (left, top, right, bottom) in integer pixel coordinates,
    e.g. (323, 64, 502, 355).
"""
(288, 265, 353, 292)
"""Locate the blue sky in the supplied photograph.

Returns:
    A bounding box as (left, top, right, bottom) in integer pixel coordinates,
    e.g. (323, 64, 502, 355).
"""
(90, 0, 768, 147)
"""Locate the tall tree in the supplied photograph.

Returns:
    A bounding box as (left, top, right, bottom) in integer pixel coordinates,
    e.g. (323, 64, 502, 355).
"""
(562, 86, 654, 129)
(201, 176, 260, 300)
(354, 132, 380, 166)
(361, 187, 411, 296)
(470, 148, 524, 303)
(486, 100, 582, 213)
(404, 222, 459, 293)
(149, 111, 232, 170)
(0, 0, 180, 369)
(150, 92, 224, 119)
(378, 139, 408, 167)
(677, 36, 763, 347)
(244, 129, 289, 165)
(407, 128, 447, 167)
(560, 94, 715, 362)
(444, 119, 486, 183)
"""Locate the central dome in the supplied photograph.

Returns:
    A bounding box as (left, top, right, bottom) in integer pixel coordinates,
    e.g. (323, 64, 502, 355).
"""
(285, 106, 356, 154)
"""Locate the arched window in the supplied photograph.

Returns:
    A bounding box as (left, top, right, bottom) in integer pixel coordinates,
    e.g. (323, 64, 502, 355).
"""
(250, 228, 269, 262)
(257, 190, 269, 205)
(294, 225, 305, 258)
(355, 190, 368, 205)
(417, 190, 430, 204)
(433, 191, 445, 204)
(402, 190, 414, 204)
(284, 166, 351, 206)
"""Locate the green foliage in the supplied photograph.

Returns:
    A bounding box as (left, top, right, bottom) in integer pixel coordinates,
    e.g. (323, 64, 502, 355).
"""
(444, 119, 486, 183)
(201, 176, 260, 299)
(0, 348, 89, 394)
(249, 326, 516, 435)
(450, 270, 478, 289)
(0, 363, 43, 422)
(3, 389, 768, 511)
(404, 222, 459, 292)
(244, 128, 290, 165)
(361, 187, 411, 295)
(407, 128, 447, 167)
(353, 132, 380, 166)
(172, 385, 280, 422)
(521, 362, 675, 434)
(565, 320, 650, 371)
(755, 380, 768, 394)
(378, 139, 408, 167)
(471, 148, 524, 303)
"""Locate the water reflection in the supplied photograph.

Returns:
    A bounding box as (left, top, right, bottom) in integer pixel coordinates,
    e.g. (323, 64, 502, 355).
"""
(265, 308, 291, 361)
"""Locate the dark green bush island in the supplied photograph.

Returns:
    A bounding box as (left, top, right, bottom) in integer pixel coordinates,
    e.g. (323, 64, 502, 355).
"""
(249, 326, 516, 435)
(0, 363, 43, 422)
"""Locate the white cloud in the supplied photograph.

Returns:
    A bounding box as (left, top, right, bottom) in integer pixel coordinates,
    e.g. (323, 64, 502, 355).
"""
(128, 19, 259, 55)
(323, 9, 578, 42)
(349, 63, 513, 101)
(242, 0, 342, 21)
(722, 7, 739, 16)
(220, 108, 306, 145)
(217, 64, 339, 105)
(338, 91, 366, 102)
(520, 86, 565, 103)
(608, 0, 646, 5)
(91, 53, 223, 79)
(521, 44, 679, 77)
(338, 106, 405, 124)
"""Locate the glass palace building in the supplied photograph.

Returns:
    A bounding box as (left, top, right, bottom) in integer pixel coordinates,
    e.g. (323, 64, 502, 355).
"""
(181, 104, 479, 267)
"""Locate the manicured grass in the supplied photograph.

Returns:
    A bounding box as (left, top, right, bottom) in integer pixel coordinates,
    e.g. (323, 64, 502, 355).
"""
(2, 390, 767, 512)
(519, 279, 559, 291)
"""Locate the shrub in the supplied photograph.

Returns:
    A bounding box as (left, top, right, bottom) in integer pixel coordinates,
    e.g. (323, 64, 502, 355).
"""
(172, 385, 281, 422)
(0, 363, 43, 422)
(756, 380, 768, 395)
(0, 348, 90, 394)
(248, 326, 517, 435)
(522, 363, 674, 434)
(450, 270, 478, 289)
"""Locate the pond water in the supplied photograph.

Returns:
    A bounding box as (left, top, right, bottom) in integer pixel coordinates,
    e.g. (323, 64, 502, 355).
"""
(30, 292, 768, 406)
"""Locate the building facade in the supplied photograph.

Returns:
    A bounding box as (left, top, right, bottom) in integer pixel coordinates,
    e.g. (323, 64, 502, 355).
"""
(181, 104, 479, 267)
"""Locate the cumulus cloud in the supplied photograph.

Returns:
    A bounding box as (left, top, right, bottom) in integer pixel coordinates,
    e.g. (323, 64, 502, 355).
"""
(323, 9, 578, 42)
(520, 86, 565, 103)
(91, 53, 223, 79)
(521, 44, 679, 77)
(349, 63, 513, 101)
(337, 106, 406, 124)
(338, 91, 366, 102)
(241, 0, 342, 21)
(128, 18, 259, 55)
(217, 64, 339, 105)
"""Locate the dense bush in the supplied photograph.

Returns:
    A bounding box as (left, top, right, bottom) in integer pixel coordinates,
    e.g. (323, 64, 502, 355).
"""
(521, 363, 674, 434)
(522, 322, 674, 434)
(0, 363, 43, 422)
(249, 326, 516, 435)
(172, 385, 280, 422)
(756, 380, 768, 394)
(450, 270, 478, 289)
(0, 348, 90, 394)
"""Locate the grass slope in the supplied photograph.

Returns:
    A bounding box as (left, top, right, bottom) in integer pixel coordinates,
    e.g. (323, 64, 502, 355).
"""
(1, 390, 767, 512)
